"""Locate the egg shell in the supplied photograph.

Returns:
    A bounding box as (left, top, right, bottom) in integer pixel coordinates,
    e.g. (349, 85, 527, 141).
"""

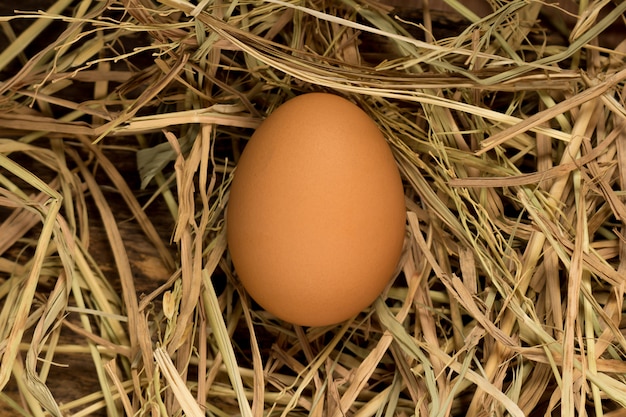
(226, 93, 406, 326)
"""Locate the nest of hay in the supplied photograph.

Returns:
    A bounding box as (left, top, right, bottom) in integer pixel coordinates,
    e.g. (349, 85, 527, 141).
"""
(1, 0, 626, 416)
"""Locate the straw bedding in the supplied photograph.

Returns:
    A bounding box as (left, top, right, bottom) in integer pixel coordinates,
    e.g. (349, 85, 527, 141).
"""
(1, 0, 626, 416)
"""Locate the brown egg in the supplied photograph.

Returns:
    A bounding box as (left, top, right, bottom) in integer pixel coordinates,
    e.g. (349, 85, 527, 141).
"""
(226, 93, 406, 326)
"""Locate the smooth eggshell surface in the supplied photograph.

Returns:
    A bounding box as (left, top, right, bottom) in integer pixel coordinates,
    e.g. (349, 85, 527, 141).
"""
(226, 93, 406, 326)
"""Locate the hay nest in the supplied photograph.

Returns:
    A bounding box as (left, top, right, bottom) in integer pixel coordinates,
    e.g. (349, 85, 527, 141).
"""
(1, 0, 626, 416)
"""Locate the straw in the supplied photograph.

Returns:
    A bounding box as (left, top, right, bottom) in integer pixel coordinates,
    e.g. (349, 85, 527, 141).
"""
(2, 0, 626, 415)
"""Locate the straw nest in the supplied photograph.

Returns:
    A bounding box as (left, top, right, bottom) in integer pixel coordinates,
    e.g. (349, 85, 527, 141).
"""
(1, 0, 626, 416)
